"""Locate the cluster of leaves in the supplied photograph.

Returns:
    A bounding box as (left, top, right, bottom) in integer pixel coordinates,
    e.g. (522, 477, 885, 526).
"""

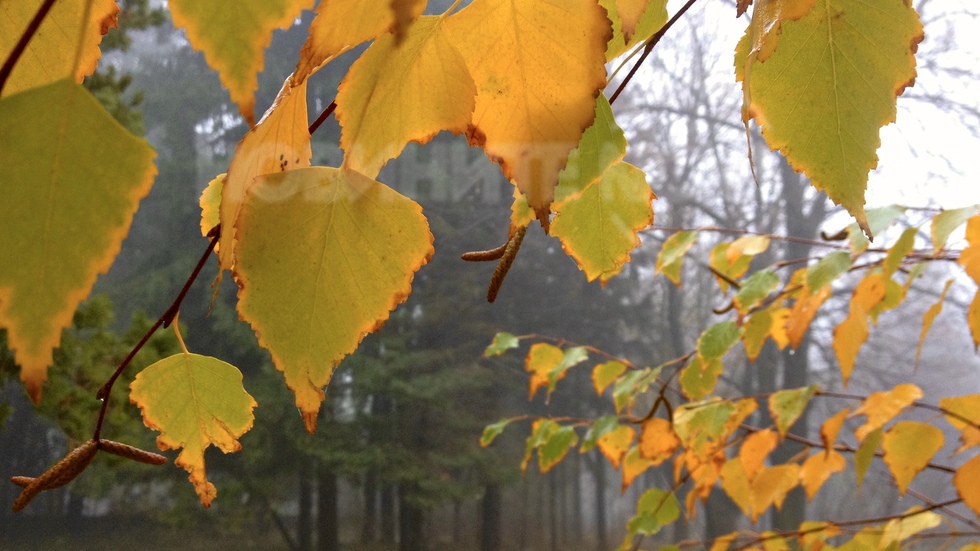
(0, 0, 925, 510)
(483, 207, 980, 550)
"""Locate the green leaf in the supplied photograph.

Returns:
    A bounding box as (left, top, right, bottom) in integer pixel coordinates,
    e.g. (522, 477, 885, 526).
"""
(549, 346, 590, 391)
(582, 415, 621, 452)
(736, 0, 923, 235)
(0, 79, 156, 402)
(168, 0, 315, 123)
(555, 95, 627, 202)
(883, 227, 917, 278)
(674, 398, 736, 451)
(484, 332, 520, 357)
(932, 205, 980, 255)
(846, 205, 908, 255)
(234, 167, 433, 432)
(626, 488, 680, 536)
(855, 428, 882, 488)
(612, 367, 661, 414)
(481, 419, 513, 447)
(592, 360, 628, 396)
(806, 251, 852, 291)
(698, 321, 742, 362)
(734, 270, 780, 314)
(679, 356, 723, 401)
(551, 162, 654, 282)
(656, 230, 698, 286)
(539, 425, 579, 473)
(130, 353, 257, 507)
(769, 385, 817, 437)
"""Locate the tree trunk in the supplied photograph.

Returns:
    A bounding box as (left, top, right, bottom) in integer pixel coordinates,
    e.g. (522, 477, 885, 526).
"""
(298, 458, 314, 551)
(398, 487, 427, 551)
(480, 484, 501, 551)
(381, 484, 397, 543)
(591, 456, 608, 551)
(362, 471, 377, 544)
(317, 465, 340, 551)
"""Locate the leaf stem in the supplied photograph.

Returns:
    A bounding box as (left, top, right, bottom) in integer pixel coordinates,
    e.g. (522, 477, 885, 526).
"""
(92, 225, 221, 441)
(0, 0, 59, 97)
(308, 100, 337, 136)
(607, 0, 700, 105)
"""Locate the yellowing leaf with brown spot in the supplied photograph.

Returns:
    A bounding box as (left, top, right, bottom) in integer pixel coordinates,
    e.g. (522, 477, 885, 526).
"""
(598, 425, 635, 470)
(219, 76, 311, 270)
(446, 0, 610, 226)
(294, 0, 427, 84)
(0, 0, 118, 98)
(615, 0, 650, 42)
(940, 395, 980, 454)
(769, 385, 816, 437)
(851, 384, 922, 442)
(621, 446, 654, 492)
(169, 0, 314, 124)
(750, 464, 800, 523)
(739, 429, 778, 481)
(130, 353, 256, 507)
(234, 167, 433, 432)
(882, 421, 943, 495)
(0, 80, 156, 402)
(391, 0, 426, 43)
(800, 450, 845, 500)
(337, 16, 475, 178)
(736, 0, 923, 234)
(639, 418, 679, 464)
(955, 454, 980, 521)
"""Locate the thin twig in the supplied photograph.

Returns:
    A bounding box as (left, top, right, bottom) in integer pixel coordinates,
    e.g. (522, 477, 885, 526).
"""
(0, 0, 58, 96)
(93, 225, 221, 441)
(308, 101, 337, 135)
(608, 0, 700, 105)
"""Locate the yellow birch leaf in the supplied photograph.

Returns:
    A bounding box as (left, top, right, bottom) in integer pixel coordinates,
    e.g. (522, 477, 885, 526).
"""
(709, 242, 753, 293)
(786, 281, 831, 349)
(880, 507, 941, 548)
(0, 80, 156, 402)
(737, 0, 923, 235)
(592, 360, 627, 396)
(958, 217, 980, 347)
(336, 16, 476, 178)
(769, 307, 790, 349)
(0, 0, 118, 98)
(851, 384, 923, 442)
(882, 421, 943, 495)
(169, 0, 314, 124)
(294, 0, 426, 85)
(740, 429, 778, 482)
(940, 395, 980, 453)
(820, 407, 851, 453)
(622, 446, 654, 492)
(679, 356, 723, 401)
(446, 0, 610, 226)
(524, 343, 565, 401)
(598, 425, 636, 470)
(917, 278, 954, 370)
(219, 76, 311, 270)
(955, 454, 980, 521)
(720, 458, 753, 518)
(799, 522, 840, 548)
(800, 450, 845, 500)
(710, 534, 737, 551)
(968, 292, 980, 350)
(727, 235, 770, 264)
(234, 167, 433, 432)
(199, 174, 224, 238)
(750, 464, 800, 523)
(639, 418, 680, 464)
(551, 162, 655, 283)
(833, 273, 886, 384)
(130, 353, 257, 507)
